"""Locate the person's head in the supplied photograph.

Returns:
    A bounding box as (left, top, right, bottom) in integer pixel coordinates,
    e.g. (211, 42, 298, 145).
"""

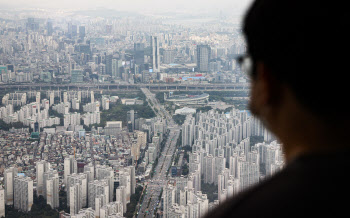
(243, 0, 350, 159)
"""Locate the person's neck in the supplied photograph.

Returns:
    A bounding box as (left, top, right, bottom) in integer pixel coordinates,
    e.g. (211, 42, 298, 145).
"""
(268, 92, 347, 163)
(279, 113, 348, 163)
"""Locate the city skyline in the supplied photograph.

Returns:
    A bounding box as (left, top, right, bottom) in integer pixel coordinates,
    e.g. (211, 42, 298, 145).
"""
(0, 0, 281, 217)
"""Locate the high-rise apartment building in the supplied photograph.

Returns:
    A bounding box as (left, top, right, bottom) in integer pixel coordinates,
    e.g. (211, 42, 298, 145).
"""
(36, 92, 41, 104)
(69, 183, 80, 215)
(4, 167, 18, 205)
(163, 184, 176, 218)
(67, 173, 87, 214)
(91, 91, 94, 103)
(14, 175, 33, 212)
(84, 163, 95, 184)
(128, 166, 136, 195)
(102, 96, 110, 110)
(115, 186, 127, 212)
(0, 187, 5, 218)
(88, 180, 109, 209)
(44, 170, 59, 209)
(99, 201, 124, 218)
(64, 156, 78, 186)
(36, 160, 51, 196)
(95, 165, 114, 202)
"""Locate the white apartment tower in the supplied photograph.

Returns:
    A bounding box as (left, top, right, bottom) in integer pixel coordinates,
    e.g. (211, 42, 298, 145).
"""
(102, 95, 110, 110)
(95, 165, 114, 202)
(69, 183, 80, 215)
(64, 155, 78, 187)
(67, 173, 87, 214)
(4, 167, 18, 205)
(115, 186, 127, 212)
(49, 91, 54, 106)
(91, 91, 94, 103)
(84, 163, 95, 184)
(14, 175, 33, 212)
(88, 180, 109, 209)
(0, 187, 5, 218)
(163, 184, 176, 218)
(64, 92, 68, 103)
(36, 160, 51, 196)
(44, 170, 59, 209)
(36, 92, 41, 104)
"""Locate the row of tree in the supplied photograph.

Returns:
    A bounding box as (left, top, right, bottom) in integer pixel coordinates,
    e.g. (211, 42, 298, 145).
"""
(4, 191, 63, 218)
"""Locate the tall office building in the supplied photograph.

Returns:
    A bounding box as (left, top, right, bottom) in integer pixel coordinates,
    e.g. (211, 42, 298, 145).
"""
(64, 156, 78, 187)
(26, 18, 39, 31)
(197, 45, 211, 72)
(71, 69, 84, 83)
(36, 160, 51, 196)
(106, 24, 112, 34)
(72, 25, 78, 38)
(4, 167, 18, 205)
(127, 110, 138, 132)
(112, 59, 122, 78)
(79, 26, 86, 39)
(134, 43, 145, 68)
(151, 36, 160, 72)
(14, 175, 33, 212)
(0, 187, 5, 218)
(67, 23, 72, 38)
(105, 54, 113, 75)
(44, 170, 59, 209)
(47, 21, 53, 36)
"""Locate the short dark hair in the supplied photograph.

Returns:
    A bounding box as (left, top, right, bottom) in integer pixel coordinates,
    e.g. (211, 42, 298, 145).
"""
(243, 0, 349, 120)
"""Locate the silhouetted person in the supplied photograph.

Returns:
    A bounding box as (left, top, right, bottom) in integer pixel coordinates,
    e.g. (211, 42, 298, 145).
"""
(205, 0, 350, 217)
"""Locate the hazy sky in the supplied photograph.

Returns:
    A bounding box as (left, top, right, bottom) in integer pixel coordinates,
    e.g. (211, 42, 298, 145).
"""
(1, 0, 253, 14)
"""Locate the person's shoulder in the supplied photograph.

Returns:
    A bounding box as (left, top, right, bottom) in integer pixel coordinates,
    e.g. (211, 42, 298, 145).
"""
(204, 168, 295, 217)
(204, 152, 350, 217)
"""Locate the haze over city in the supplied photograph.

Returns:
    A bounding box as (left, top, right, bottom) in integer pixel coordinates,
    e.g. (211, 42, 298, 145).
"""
(1, 0, 252, 14)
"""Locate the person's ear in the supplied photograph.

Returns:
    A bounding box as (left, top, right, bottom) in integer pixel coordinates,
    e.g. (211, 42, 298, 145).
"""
(249, 61, 282, 119)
